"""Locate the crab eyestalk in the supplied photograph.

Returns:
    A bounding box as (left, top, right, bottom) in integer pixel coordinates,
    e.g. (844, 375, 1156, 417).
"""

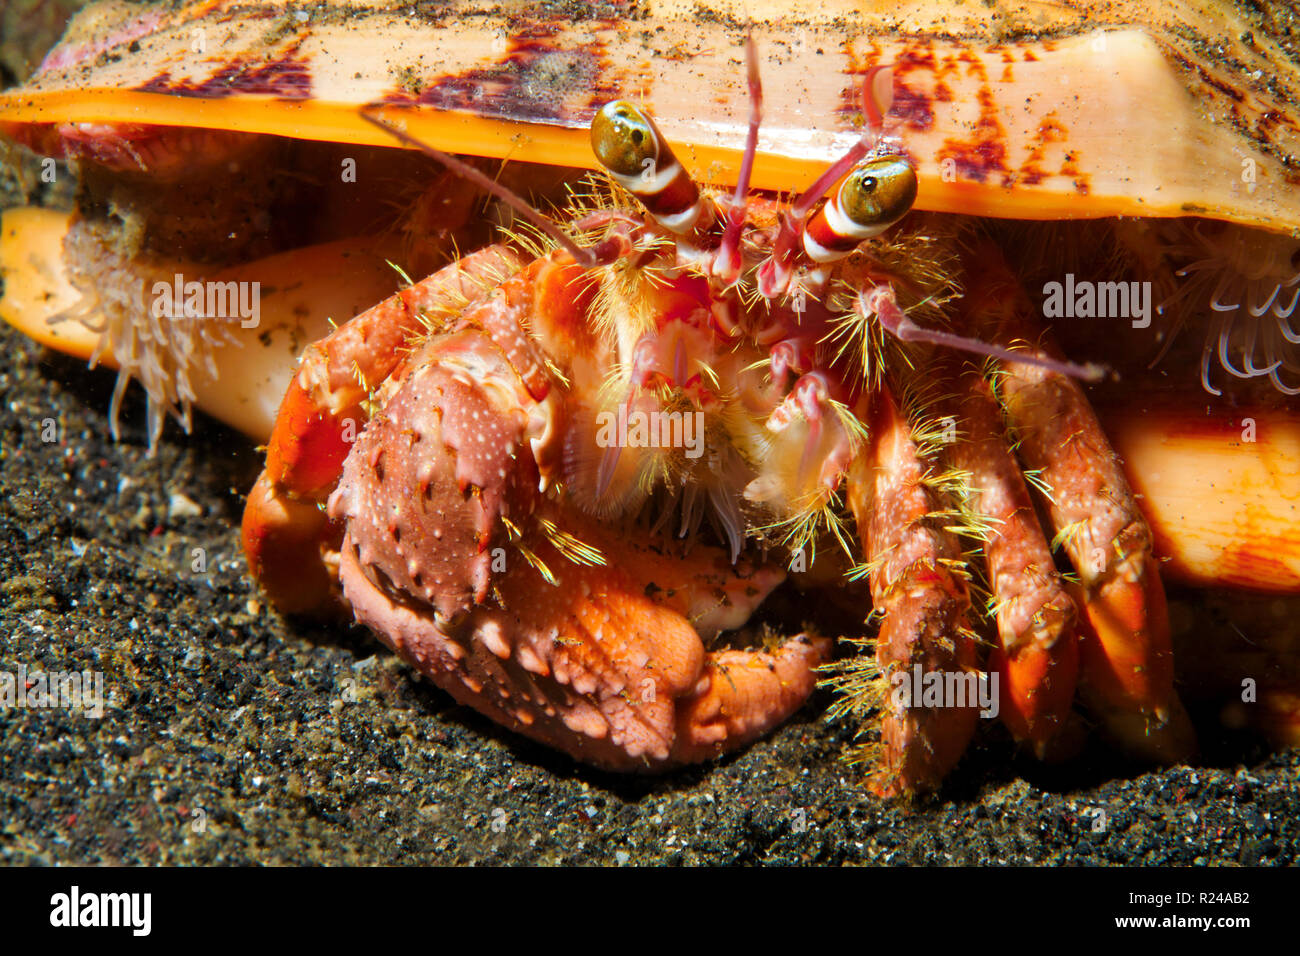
(590, 100, 711, 240)
(755, 62, 897, 300)
(798, 157, 918, 266)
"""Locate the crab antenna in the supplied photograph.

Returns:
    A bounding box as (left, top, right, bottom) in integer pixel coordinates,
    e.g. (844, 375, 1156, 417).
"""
(757, 64, 895, 298)
(864, 287, 1109, 382)
(791, 65, 892, 220)
(360, 108, 601, 268)
(713, 34, 762, 283)
(862, 64, 895, 130)
(899, 323, 1109, 382)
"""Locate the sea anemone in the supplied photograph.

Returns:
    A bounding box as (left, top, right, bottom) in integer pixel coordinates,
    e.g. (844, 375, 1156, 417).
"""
(1142, 220, 1300, 396)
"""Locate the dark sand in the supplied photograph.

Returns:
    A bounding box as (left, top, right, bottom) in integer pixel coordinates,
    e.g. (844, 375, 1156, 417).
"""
(2, 207, 1297, 866)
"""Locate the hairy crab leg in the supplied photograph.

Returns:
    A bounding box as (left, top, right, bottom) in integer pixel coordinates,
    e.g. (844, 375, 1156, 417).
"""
(964, 243, 1196, 761)
(847, 387, 979, 796)
(934, 355, 1081, 757)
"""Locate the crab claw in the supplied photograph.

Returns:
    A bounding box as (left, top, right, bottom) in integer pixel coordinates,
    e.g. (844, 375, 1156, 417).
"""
(241, 470, 339, 615)
(671, 639, 829, 764)
(328, 322, 829, 769)
(337, 523, 829, 769)
(241, 246, 521, 615)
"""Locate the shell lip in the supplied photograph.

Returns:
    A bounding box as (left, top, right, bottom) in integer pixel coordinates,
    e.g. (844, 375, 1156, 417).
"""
(0, 87, 1289, 233)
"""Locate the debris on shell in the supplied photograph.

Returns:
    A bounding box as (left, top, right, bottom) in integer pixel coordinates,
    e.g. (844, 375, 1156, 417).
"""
(1, 0, 1297, 230)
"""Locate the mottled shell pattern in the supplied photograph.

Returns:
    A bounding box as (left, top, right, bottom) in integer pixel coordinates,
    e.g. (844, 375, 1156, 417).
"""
(1, 0, 1297, 232)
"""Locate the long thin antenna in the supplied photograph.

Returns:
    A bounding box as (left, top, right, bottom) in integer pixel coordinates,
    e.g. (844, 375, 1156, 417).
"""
(360, 107, 599, 268)
(714, 34, 763, 282)
(789, 65, 893, 220)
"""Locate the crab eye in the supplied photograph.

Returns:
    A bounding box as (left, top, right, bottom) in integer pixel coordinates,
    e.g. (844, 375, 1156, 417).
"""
(591, 101, 660, 177)
(589, 99, 704, 234)
(838, 156, 917, 234)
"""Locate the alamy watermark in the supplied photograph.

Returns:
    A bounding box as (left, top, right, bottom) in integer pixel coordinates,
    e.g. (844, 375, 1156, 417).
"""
(0, 665, 105, 718)
(151, 274, 260, 328)
(594, 404, 705, 459)
(891, 666, 999, 718)
(50, 886, 150, 936)
(1041, 274, 1152, 329)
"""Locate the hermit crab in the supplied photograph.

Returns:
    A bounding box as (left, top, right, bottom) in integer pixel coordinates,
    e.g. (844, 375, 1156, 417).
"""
(2, 0, 1299, 795)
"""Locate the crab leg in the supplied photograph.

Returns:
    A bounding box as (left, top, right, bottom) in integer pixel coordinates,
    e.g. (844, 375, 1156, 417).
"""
(934, 355, 1080, 757)
(964, 242, 1195, 761)
(847, 386, 979, 795)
